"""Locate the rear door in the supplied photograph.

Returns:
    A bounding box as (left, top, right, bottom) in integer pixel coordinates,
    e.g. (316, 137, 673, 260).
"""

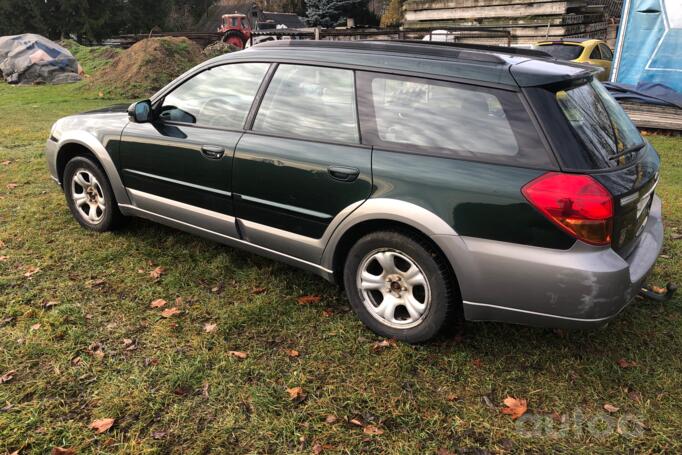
(232, 64, 372, 257)
(119, 63, 270, 237)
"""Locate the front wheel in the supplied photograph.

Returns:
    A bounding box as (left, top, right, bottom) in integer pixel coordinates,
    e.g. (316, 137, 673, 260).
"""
(63, 156, 125, 232)
(343, 230, 458, 343)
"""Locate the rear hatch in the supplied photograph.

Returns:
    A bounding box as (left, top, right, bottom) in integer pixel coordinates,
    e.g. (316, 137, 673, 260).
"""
(541, 78, 660, 256)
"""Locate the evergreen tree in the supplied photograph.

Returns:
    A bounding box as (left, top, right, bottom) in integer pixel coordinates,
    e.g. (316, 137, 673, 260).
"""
(306, 0, 365, 28)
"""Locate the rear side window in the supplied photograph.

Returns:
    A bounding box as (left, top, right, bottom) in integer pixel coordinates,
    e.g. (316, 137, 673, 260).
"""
(599, 44, 613, 60)
(160, 63, 269, 129)
(253, 64, 359, 143)
(589, 45, 602, 60)
(357, 72, 553, 168)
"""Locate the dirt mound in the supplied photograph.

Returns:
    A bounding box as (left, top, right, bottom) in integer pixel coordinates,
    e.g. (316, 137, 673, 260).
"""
(93, 37, 203, 98)
(202, 41, 239, 59)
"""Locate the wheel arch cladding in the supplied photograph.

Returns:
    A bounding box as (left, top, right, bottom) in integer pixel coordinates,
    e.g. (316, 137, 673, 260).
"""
(55, 135, 130, 205)
(330, 218, 461, 299)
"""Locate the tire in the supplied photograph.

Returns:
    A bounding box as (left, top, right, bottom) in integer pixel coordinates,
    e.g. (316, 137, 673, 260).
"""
(63, 156, 125, 232)
(343, 230, 458, 343)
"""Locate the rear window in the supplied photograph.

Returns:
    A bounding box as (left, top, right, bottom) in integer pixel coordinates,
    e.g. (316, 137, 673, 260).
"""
(538, 44, 583, 60)
(556, 79, 644, 167)
(357, 72, 553, 168)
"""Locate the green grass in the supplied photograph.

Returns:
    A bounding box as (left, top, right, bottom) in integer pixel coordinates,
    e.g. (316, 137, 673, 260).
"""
(1, 81, 681, 454)
(61, 40, 123, 75)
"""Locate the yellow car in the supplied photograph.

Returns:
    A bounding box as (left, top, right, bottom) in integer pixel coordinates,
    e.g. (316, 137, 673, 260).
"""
(536, 38, 613, 81)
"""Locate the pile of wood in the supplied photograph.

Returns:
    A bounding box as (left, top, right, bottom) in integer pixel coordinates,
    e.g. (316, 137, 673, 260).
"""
(620, 102, 682, 132)
(402, 0, 608, 44)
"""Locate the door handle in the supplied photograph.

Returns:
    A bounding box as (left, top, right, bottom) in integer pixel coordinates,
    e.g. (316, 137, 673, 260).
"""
(327, 166, 360, 182)
(201, 145, 225, 160)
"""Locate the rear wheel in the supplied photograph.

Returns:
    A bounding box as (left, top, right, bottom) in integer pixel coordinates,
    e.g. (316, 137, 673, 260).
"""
(343, 230, 458, 343)
(63, 156, 125, 232)
(223, 32, 245, 49)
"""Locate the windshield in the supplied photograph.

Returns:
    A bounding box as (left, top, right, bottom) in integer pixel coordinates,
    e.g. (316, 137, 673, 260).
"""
(556, 79, 644, 167)
(538, 44, 583, 60)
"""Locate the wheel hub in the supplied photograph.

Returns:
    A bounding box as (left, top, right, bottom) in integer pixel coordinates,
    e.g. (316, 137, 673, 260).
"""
(71, 169, 106, 224)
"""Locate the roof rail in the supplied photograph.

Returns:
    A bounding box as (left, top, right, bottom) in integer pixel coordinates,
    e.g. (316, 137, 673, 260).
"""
(383, 40, 553, 59)
(253, 39, 508, 64)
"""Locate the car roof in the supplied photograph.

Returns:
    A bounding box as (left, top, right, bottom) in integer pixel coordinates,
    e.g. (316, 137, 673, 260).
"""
(210, 39, 598, 88)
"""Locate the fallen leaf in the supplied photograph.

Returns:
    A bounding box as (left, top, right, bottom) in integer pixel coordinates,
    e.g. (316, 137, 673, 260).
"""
(122, 338, 134, 349)
(161, 307, 180, 318)
(145, 357, 159, 367)
(371, 339, 397, 351)
(501, 396, 528, 420)
(88, 342, 105, 360)
(350, 418, 364, 427)
(472, 358, 483, 368)
(0, 256, 7, 262)
(89, 417, 115, 433)
(51, 448, 76, 455)
(0, 239, 4, 247)
(228, 351, 248, 359)
(24, 266, 40, 278)
(617, 358, 638, 368)
(603, 403, 620, 413)
(651, 285, 666, 294)
(152, 430, 166, 440)
(287, 386, 306, 403)
(324, 414, 337, 424)
(285, 349, 300, 358)
(86, 278, 106, 288)
(6, 183, 18, 190)
(363, 424, 384, 435)
(175, 297, 184, 305)
(0, 370, 16, 384)
(251, 287, 267, 294)
(297, 295, 321, 305)
(150, 298, 167, 308)
(204, 322, 217, 333)
(71, 356, 82, 366)
(211, 284, 222, 293)
(0, 160, 11, 166)
(322, 308, 334, 318)
(436, 450, 456, 455)
(628, 390, 642, 402)
(30, 323, 41, 331)
(149, 266, 166, 280)
(671, 233, 682, 240)
(312, 443, 323, 454)
(43, 301, 59, 309)
(202, 381, 210, 398)
(446, 393, 459, 402)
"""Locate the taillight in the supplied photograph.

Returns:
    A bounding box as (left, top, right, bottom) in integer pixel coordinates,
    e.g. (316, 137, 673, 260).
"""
(522, 172, 613, 246)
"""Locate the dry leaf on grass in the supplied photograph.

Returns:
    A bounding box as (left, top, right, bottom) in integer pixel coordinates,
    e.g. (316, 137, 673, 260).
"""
(350, 418, 364, 427)
(161, 307, 180, 318)
(297, 295, 321, 305)
(363, 424, 384, 435)
(0, 256, 8, 262)
(603, 403, 620, 413)
(89, 417, 115, 433)
(6, 183, 18, 190)
(324, 414, 337, 424)
(24, 266, 40, 278)
(0, 160, 11, 166)
(0, 370, 16, 384)
(285, 349, 300, 358)
(86, 278, 106, 288)
(286, 386, 306, 403)
(472, 358, 483, 368)
(149, 266, 166, 280)
(204, 322, 217, 333)
(30, 323, 41, 331)
(617, 358, 637, 368)
(321, 308, 334, 318)
(371, 339, 397, 351)
(228, 351, 248, 359)
(43, 301, 59, 309)
(51, 448, 76, 455)
(501, 396, 528, 420)
(0, 239, 4, 248)
(150, 298, 167, 308)
(251, 287, 267, 294)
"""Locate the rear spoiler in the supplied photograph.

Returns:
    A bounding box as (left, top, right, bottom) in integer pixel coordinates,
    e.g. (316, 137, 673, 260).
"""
(510, 59, 602, 88)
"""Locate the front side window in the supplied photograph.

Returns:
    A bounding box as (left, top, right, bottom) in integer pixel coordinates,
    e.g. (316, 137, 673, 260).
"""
(589, 45, 603, 60)
(358, 72, 552, 167)
(253, 64, 359, 143)
(160, 63, 269, 130)
(556, 79, 643, 167)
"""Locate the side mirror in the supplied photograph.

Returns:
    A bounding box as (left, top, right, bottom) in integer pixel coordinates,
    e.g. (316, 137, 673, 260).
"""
(128, 100, 152, 123)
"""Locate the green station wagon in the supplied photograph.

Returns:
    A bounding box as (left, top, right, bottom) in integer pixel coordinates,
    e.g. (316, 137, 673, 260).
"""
(45, 41, 663, 342)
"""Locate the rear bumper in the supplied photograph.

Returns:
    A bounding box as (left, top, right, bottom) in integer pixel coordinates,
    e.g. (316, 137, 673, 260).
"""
(436, 195, 664, 329)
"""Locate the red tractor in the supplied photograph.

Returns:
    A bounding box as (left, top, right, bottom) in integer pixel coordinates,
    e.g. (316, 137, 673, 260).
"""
(218, 13, 252, 49)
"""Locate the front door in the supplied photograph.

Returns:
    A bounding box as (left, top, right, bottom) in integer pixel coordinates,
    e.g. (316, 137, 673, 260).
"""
(233, 64, 372, 257)
(119, 62, 271, 237)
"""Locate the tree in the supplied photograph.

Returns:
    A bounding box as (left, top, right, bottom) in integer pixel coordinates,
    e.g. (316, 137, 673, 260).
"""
(380, 0, 403, 28)
(306, 0, 366, 28)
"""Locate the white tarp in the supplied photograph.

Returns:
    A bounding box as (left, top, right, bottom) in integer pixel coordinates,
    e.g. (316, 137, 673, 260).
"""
(0, 34, 81, 84)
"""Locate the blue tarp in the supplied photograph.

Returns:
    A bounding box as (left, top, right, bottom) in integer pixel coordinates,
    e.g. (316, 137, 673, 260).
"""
(612, 0, 682, 93)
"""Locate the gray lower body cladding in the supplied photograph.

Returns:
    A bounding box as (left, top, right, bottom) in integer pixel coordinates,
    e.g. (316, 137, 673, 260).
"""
(438, 195, 664, 329)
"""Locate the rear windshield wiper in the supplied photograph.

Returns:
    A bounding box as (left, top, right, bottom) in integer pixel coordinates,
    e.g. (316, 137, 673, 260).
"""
(608, 142, 645, 161)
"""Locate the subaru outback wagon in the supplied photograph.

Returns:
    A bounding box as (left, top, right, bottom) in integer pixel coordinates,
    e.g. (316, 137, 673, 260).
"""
(45, 40, 663, 342)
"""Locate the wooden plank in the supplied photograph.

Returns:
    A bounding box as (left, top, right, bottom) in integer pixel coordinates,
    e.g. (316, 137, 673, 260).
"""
(404, 2, 583, 21)
(403, 21, 607, 37)
(404, 0, 585, 10)
(412, 13, 605, 27)
(621, 102, 682, 131)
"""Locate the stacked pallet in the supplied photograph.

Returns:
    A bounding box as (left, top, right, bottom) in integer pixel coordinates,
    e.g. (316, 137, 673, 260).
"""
(620, 102, 682, 132)
(402, 0, 608, 44)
